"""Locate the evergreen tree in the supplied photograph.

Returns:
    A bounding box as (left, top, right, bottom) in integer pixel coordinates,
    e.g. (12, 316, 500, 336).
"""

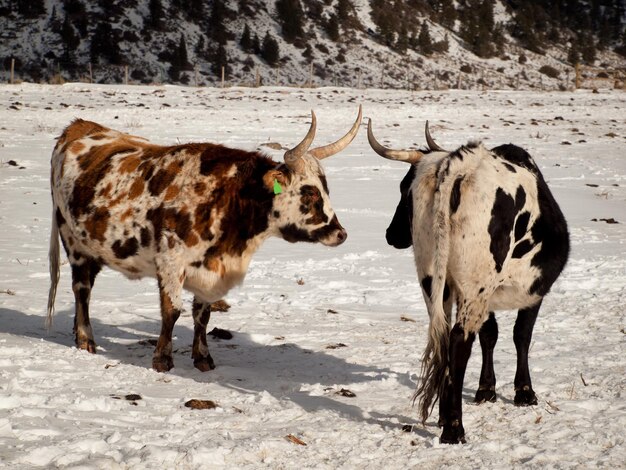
(580, 32, 596, 64)
(90, 22, 123, 65)
(396, 25, 409, 54)
(417, 21, 433, 55)
(240, 23, 252, 52)
(16, 0, 46, 18)
(567, 41, 581, 65)
(438, 0, 456, 30)
(276, 0, 305, 42)
(63, 0, 88, 37)
(176, 34, 192, 71)
(208, 0, 228, 43)
(148, 0, 166, 31)
(336, 0, 351, 22)
(252, 33, 261, 55)
(211, 42, 230, 78)
(261, 31, 280, 66)
(325, 14, 340, 42)
(60, 13, 79, 62)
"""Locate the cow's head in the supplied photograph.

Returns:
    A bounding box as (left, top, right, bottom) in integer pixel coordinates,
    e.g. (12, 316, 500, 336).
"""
(367, 119, 446, 249)
(268, 106, 362, 247)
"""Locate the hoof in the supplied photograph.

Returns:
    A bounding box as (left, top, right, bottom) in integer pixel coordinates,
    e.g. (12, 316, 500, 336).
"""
(76, 338, 97, 354)
(152, 356, 174, 372)
(193, 355, 216, 372)
(514, 386, 538, 406)
(440, 420, 466, 444)
(474, 387, 497, 404)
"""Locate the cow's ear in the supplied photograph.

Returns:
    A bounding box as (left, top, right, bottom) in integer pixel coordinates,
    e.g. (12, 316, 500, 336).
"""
(263, 169, 288, 193)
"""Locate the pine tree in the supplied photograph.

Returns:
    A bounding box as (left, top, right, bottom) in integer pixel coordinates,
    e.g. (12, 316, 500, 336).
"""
(60, 14, 79, 59)
(396, 25, 409, 54)
(325, 14, 340, 42)
(177, 34, 192, 71)
(211, 42, 230, 78)
(438, 0, 456, 30)
(16, 0, 46, 18)
(276, 0, 305, 42)
(90, 22, 123, 65)
(417, 21, 433, 55)
(208, 0, 228, 44)
(261, 31, 280, 66)
(567, 41, 581, 65)
(252, 33, 261, 55)
(580, 32, 596, 64)
(240, 23, 252, 52)
(148, 0, 166, 31)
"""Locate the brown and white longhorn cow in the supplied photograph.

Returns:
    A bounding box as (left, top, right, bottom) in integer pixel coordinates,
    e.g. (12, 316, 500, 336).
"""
(48, 107, 362, 372)
(368, 120, 569, 444)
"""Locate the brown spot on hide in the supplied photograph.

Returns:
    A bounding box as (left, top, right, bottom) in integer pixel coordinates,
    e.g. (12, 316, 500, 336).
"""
(194, 182, 207, 195)
(68, 141, 86, 155)
(148, 160, 184, 196)
(204, 257, 225, 277)
(147, 205, 192, 245)
(129, 178, 145, 199)
(119, 155, 141, 173)
(84, 207, 110, 242)
(99, 183, 113, 199)
(121, 208, 133, 221)
(164, 185, 180, 201)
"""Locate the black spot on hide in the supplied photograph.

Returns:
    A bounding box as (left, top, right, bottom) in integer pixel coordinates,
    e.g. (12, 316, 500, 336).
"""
(112, 237, 139, 259)
(450, 176, 464, 214)
(491, 144, 538, 173)
(488, 188, 516, 273)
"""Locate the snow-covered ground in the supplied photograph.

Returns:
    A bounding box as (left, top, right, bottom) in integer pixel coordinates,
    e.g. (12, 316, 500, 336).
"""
(0, 83, 624, 469)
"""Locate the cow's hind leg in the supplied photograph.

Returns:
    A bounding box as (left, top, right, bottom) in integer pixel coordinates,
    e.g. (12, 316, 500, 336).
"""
(440, 323, 476, 444)
(191, 298, 215, 372)
(513, 302, 540, 406)
(70, 255, 101, 353)
(153, 260, 185, 372)
(475, 312, 498, 403)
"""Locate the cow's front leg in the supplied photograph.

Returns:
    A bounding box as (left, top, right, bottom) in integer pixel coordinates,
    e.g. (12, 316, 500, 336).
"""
(70, 254, 101, 353)
(191, 298, 215, 371)
(475, 312, 498, 403)
(153, 261, 185, 372)
(440, 323, 475, 444)
(513, 302, 540, 406)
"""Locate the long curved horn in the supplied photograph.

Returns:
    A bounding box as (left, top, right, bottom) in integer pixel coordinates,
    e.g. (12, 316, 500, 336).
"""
(367, 119, 423, 164)
(284, 110, 316, 171)
(425, 120, 446, 152)
(309, 105, 363, 160)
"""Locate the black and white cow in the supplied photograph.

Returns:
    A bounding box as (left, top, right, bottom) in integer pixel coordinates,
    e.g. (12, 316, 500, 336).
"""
(368, 120, 570, 444)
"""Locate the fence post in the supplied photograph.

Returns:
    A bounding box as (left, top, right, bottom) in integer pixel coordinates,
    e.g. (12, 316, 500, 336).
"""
(194, 65, 199, 87)
(124, 65, 128, 85)
(255, 67, 260, 87)
(10, 58, 15, 84)
(88, 63, 93, 83)
(221, 66, 225, 88)
(575, 63, 581, 89)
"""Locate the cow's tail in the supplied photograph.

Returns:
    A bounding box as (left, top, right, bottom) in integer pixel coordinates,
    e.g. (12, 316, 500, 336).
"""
(413, 160, 455, 423)
(46, 203, 60, 330)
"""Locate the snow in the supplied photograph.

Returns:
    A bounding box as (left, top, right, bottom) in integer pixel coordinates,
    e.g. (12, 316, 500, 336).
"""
(0, 82, 625, 468)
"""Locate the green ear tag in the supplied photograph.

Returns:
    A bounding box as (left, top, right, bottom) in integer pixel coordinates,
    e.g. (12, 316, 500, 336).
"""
(273, 179, 283, 195)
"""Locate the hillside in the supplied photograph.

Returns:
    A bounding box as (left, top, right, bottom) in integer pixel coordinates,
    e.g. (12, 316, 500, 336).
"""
(1, 0, 625, 90)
